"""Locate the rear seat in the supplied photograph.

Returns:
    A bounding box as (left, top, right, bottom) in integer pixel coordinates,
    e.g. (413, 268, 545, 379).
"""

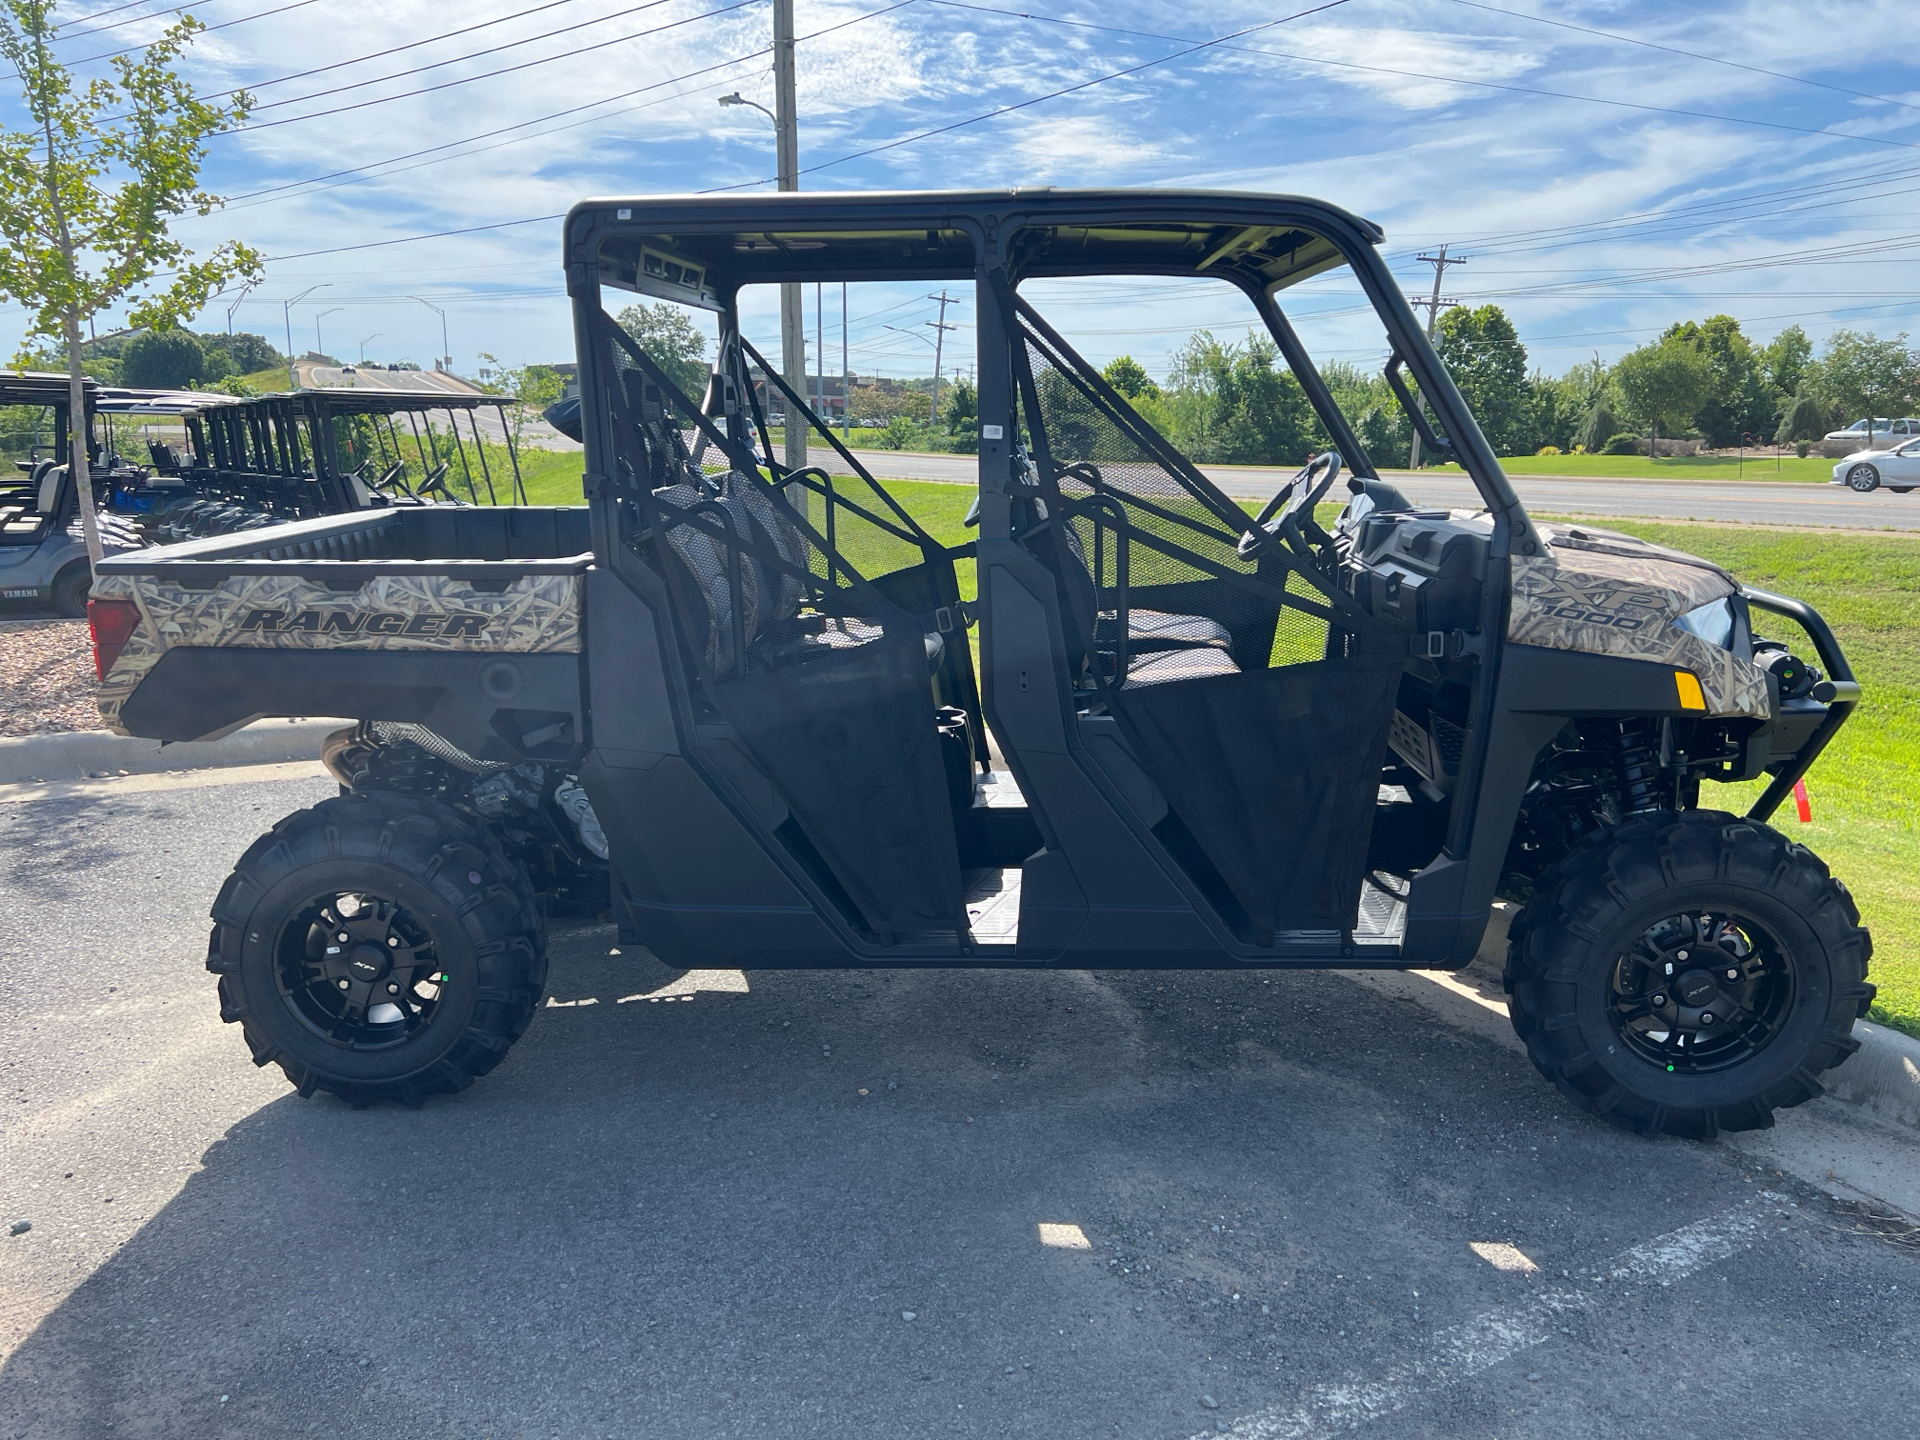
(654, 473, 942, 681)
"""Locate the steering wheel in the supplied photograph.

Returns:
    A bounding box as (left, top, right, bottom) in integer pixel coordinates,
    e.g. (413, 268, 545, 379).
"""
(1242, 450, 1342, 556)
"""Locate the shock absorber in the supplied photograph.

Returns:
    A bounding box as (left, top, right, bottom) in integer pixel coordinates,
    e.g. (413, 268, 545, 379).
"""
(1612, 720, 1663, 814)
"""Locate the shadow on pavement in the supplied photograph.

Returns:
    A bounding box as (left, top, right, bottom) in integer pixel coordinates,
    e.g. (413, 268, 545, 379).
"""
(0, 922, 1893, 1440)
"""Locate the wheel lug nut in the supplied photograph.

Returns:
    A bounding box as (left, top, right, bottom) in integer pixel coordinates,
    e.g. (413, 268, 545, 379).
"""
(388, 937, 400, 947)
(387, 982, 399, 994)
(337, 932, 350, 942)
(1726, 969, 1738, 981)
(1677, 950, 1688, 960)
(337, 979, 349, 990)
(1700, 1013, 1715, 1025)
(1651, 994, 1667, 1007)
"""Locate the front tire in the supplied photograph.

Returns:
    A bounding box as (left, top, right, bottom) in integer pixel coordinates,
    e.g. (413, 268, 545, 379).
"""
(1847, 463, 1880, 492)
(206, 793, 547, 1105)
(1505, 810, 1872, 1138)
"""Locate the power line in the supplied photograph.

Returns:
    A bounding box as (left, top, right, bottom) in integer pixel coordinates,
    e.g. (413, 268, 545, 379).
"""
(244, 0, 673, 110)
(237, 0, 759, 133)
(51, 0, 178, 39)
(931, 2, 1920, 156)
(1439, 0, 1920, 117)
(224, 63, 765, 209)
(223, 0, 910, 210)
(700, 0, 1356, 191)
(71, 0, 325, 65)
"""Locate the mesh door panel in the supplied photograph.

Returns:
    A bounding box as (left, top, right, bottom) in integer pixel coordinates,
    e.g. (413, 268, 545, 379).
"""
(595, 310, 964, 938)
(1012, 299, 1401, 937)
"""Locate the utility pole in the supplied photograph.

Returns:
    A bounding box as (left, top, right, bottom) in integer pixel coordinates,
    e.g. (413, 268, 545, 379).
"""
(1407, 246, 1465, 469)
(815, 282, 826, 427)
(926, 291, 959, 429)
(840, 281, 850, 440)
(772, 0, 806, 476)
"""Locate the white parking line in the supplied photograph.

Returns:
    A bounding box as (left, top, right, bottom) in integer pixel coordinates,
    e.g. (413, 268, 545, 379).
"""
(0, 759, 328, 805)
(1196, 1200, 1776, 1440)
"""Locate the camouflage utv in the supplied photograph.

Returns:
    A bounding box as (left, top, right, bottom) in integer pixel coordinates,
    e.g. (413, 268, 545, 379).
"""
(90, 189, 1869, 1136)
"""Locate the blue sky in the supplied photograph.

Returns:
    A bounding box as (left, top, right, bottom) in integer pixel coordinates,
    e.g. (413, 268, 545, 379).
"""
(5, 0, 1919, 385)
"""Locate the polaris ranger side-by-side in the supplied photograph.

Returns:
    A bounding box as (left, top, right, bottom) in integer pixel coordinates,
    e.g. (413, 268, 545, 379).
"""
(90, 190, 1869, 1136)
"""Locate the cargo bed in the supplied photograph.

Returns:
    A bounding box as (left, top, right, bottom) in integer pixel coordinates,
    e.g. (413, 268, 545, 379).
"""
(92, 506, 593, 762)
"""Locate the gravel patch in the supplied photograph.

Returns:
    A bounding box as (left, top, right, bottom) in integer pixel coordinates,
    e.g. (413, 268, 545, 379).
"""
(0, 620, 99, 736)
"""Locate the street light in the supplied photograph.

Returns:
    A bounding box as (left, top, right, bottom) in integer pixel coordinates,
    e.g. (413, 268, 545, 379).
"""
(718, 91, 775, 123)
(717, 45, 806, 483)
(223, 280, 256, 377)
(315, 307, 343, 361)
(359, 333, 381, 365)
(408, 296, 450, 372)
(282, 284, 330, 389)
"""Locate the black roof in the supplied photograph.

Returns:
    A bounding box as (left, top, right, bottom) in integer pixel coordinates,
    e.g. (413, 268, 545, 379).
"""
(95, 387, 245, 416)
(568, 187, 1382, 305)
(0, 371, 96, 405)
(282, 386, 510, 417)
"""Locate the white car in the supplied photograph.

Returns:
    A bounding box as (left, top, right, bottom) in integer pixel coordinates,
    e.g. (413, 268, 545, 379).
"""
(1832, 436, 1920, 492)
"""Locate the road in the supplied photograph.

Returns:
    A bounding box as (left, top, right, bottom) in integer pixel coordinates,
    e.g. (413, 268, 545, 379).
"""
(3, 766, 1918, 1440)
(837, 451, 1920, 531)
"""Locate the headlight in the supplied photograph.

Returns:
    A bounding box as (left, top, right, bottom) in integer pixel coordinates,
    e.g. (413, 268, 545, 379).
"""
(1673, 598, 1734, 649)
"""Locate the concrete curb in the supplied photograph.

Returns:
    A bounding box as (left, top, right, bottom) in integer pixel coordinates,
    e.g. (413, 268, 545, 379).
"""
(1825, 1020, 1920, 1131)
(1456, 905, 1920, 1131)
(0, 718, 349, 784)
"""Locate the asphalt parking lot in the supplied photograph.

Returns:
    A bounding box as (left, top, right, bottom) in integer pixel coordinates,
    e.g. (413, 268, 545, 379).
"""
(3, 771, 1917, 1440)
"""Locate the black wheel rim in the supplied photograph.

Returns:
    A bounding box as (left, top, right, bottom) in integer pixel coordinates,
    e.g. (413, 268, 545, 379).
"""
(274, 890, 449, 1051)
(1607, 909, 1796, 1075)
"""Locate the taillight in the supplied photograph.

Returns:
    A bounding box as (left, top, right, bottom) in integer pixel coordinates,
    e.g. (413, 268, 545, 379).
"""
(88, 598, 140, 682)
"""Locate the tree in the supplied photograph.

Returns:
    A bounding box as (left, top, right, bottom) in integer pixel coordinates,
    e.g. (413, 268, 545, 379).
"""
(1761, 324, 1812, 399)
(0, 3, 257, 567)
(1101, 355, 1159, 400)
(1526, 370, 1583, 452)
(1434, 304, 1531, 455)
(478, 353, 566, 452)
(1664, 315, 1771, 446)
(121, 328, 216, 388)
(1160, 330, 1316, 465)
(1612, 338, 1714, 449)
(220, 331, 282, 375)
(942, 375, 978, 453)
(1808, 328, 1918, 427)
(1774, 388, 1828, 446)
(616, 300, 709, 397)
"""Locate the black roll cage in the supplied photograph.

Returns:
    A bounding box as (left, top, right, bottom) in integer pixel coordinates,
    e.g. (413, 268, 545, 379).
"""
(564, 189, 1541, 888)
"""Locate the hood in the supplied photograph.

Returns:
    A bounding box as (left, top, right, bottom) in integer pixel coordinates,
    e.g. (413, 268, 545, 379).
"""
(1507, 523, 1769, 718)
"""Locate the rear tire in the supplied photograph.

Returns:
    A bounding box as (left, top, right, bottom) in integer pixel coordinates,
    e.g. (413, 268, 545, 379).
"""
(1847, 463, 1880, 492)
(206, 792, 547, 1105)
(1504, 810, 1872, 1138)
(50, 565, 90, 619)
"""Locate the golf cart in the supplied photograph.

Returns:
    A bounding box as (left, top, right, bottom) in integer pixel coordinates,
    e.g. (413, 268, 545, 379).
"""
(0, 371, 144, 616)
(91, 189, 1870, 1138)
(133, 386, 528, 543)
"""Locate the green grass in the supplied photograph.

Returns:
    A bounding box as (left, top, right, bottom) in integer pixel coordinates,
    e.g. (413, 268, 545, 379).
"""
(1547, 520, 1920, 1040)
(1427, 452, 1833, 483)
(508, 445, 588, 505)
